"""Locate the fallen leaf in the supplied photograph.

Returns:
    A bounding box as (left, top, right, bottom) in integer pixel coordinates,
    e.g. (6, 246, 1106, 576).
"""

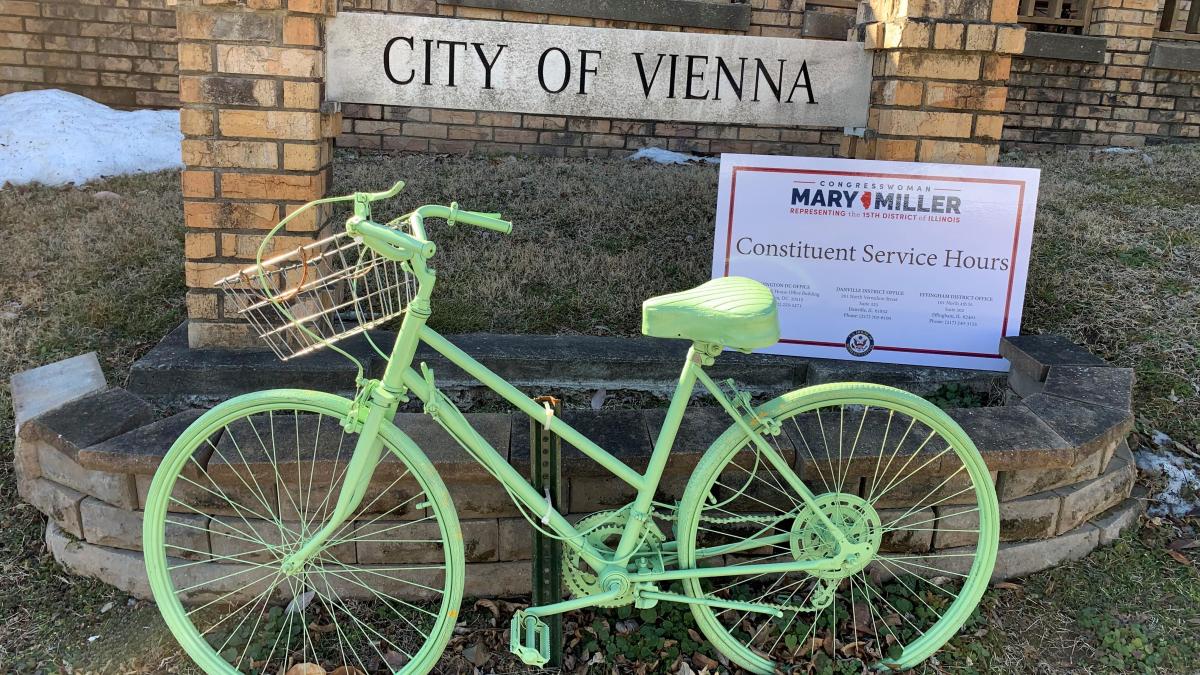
(474, 598, 500, 618)
(1167, 550, 1192, 566)
(330, 667, 366, 675)
(286, 665, 326, 675)
(286, 591, 315, 614)
(462, 642, 490, 667)
(797, 637, 823, 656)
(677, 661, 696, 675)
(1168, 539, 1199, 550)
(383, 650, 409, 670)
(994, 581, 1022, 591)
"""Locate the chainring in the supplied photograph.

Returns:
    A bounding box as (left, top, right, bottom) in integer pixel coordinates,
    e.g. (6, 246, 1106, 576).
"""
(562, 510, 667, 608)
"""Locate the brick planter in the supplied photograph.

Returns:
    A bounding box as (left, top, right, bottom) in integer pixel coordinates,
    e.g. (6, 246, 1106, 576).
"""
(14, 334, 1141, 600)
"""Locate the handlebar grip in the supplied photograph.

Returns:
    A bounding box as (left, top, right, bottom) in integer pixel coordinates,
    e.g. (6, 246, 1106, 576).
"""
(457, 209, 513, 234)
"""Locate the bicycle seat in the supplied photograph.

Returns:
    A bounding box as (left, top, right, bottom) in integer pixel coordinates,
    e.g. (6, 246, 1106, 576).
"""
(642, 276, 780, 351)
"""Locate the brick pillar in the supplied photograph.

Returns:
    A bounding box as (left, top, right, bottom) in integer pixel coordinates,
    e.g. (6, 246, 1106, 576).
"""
(177, 0, 339, 348)
(846, 0, 1026, 165)
(1085, 0, 1158, 147)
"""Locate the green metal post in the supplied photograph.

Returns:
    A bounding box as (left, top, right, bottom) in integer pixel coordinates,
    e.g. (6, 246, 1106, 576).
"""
(531, 396, 564, 667)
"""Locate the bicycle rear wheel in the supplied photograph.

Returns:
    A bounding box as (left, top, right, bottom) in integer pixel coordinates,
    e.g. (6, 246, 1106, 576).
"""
(143, 390, 464, 674)
(676, 383, 998, 673)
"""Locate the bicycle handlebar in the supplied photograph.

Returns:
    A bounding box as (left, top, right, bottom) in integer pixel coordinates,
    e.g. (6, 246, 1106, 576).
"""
(340, 183, 513, 263)
(355, 180, 513, 236)
(359, 180, 407, 203)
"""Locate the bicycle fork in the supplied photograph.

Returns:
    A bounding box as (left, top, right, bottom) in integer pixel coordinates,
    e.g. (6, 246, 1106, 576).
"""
(278, 392, 395, 575)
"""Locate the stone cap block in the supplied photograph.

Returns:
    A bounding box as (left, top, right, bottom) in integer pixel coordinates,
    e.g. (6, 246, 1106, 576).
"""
(1021, 392, 1133, 461)
(77, 409, 207, 475)
(1148, 42, 1200, 72)
(1000, 334, 1108, 382)
(11, 352, 107, 431)
(803, 11, 855, 40)
(1023, 32, 1107, 63)
(381, 332, 806, 396)
(129, 323, 369, 400)
(19, 388, 154, 463)
(805, 358, 1001, 396)
(134, 324, 810, 402)
(1041, 365, 1134, 412)
(945, 404, 1073, 471)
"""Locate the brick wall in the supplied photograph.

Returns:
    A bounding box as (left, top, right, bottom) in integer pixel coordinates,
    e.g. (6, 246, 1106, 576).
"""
(4, 0, 1199, 152)
(176, 0, 340, 349)
(1003, 0, 1200, 149)
(333, 0, 849, 158)
(0, 0, 178, 108)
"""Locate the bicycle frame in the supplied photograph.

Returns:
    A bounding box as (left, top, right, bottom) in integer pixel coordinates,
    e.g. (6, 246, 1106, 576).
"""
(280, 209, 861, 598)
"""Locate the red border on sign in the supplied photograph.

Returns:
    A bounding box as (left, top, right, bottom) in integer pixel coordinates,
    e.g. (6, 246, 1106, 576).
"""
(722, 166, 1027, 360)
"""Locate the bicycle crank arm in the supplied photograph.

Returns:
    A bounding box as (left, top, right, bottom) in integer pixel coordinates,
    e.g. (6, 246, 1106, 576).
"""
(637, 589, 784, 617)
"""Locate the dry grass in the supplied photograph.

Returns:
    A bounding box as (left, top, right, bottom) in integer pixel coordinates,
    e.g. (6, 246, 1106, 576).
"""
(0, 145, 1197, 672)
(333, 151, 718, 336)
(1011, 145, 1200, 443)
(0, 172, 185, 670)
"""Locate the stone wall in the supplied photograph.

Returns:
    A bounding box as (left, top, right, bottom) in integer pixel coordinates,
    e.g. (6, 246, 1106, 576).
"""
(0, 0, 178, 107)
(14, 334, 1143, 599)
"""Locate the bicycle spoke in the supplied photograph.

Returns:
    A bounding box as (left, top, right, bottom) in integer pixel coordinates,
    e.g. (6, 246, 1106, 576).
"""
(145, 402, 462, 675)
(679, 389, 996, 671)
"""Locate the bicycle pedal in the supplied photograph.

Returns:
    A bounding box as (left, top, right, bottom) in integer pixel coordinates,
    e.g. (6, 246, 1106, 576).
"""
(509, 610, 551, 667)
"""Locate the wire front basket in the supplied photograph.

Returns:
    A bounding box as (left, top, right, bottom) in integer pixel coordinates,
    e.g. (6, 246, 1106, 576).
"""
(216, 231, 414, 361)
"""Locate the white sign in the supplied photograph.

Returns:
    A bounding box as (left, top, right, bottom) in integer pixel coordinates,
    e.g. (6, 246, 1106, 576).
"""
(326, 13, 871, 127)
(712, 155, 1041, 371)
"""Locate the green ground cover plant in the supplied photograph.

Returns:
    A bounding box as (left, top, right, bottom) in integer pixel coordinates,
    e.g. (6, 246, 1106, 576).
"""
(0, 145, 1197, 673)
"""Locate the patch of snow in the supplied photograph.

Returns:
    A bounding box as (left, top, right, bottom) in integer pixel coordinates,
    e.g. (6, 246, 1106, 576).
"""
(0, 89, 182, 186)
(1135, 446, 1200, 517)
(1151, 430, 1173, 447)
(627, 147, 718, 165)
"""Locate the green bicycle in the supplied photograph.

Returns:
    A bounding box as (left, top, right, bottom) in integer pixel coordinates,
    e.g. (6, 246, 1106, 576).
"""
(144, 181, 999, 674)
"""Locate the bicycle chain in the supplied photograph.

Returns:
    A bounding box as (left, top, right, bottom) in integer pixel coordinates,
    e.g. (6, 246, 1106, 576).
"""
(651, 506, 839, 614)
(654, 508, 794, 526)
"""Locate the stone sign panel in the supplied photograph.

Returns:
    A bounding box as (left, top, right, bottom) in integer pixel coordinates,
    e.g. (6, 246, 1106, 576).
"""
(326, 13, 872, 127)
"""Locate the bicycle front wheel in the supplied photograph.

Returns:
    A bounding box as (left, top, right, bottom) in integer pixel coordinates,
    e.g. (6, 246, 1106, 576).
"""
(143, 390, 464, 675)
(676, 383, 998, 673)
